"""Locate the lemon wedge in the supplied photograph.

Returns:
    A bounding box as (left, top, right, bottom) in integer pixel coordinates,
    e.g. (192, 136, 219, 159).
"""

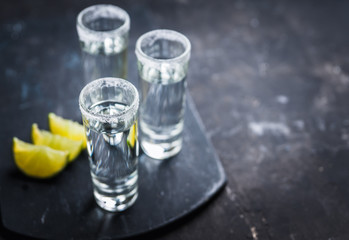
(127, 121, 137, 148)
(48, 113, 87, 149)
(13, 137, 68, 179)
(32, 123, 83, 162)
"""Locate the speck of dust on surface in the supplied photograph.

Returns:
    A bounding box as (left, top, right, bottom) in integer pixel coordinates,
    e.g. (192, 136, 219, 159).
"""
(276, 95, 289, 104)
(250, 226, 258, 240)
(225, 186, 236, 202)
(248, 122, 290, 136)
(40, 207, 49, 224)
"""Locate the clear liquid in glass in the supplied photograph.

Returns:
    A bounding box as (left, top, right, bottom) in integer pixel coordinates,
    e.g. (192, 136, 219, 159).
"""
(139, 64, 187, 159)
(85, 100, 138, 212)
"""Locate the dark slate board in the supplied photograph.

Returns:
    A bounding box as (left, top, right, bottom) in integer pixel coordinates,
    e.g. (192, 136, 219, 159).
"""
(0, 12, 225, 239)
(0, 94, 226, 239)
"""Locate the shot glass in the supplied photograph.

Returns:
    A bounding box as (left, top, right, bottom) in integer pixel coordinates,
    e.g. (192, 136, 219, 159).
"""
(77, 4, 130, 83)
(135, 29, 191, 160)
(79, 77, 139, 212)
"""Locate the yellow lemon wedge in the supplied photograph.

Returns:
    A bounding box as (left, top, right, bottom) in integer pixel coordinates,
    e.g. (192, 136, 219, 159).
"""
(32, 123, 83, 162)
(48, 113, 87, 149)
(13, 137, 68, 179)
(127, 121, 137, 148)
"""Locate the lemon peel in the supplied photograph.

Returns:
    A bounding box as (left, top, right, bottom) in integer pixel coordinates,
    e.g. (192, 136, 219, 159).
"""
(13, 137, 68, 179)
(32, 123, 83, 162)
(48, 113, 87, 149)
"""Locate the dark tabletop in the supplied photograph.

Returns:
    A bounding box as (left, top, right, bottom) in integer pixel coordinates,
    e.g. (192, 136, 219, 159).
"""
(1, 0, 349, 239)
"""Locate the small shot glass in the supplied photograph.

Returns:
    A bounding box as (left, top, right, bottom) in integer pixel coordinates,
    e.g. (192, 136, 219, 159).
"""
(79, 77, 139, 212)
(135, 29, 191, 160)
(77, 5, 130, 83)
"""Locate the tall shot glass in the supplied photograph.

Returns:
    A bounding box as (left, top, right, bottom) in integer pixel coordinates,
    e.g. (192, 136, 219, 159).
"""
(135, 29, 191, 160)
(77, 5, 130, 83)
(79, 78, 139, 212)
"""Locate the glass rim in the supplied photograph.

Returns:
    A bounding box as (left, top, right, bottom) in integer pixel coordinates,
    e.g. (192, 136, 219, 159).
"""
(77, 4, 130, 37)
(135, 29, 191, 64)
(79, 78, 139, 123)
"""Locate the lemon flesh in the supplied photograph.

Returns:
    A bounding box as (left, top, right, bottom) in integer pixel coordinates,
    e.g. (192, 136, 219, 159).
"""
(32, 123, 83, 162)
(48, 113, 87, 149)
(127, 121, 137, 148)
(13, 137, 68, 179)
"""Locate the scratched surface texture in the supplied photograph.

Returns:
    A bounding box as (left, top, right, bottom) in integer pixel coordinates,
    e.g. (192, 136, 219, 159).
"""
(1, 0, 349, 239)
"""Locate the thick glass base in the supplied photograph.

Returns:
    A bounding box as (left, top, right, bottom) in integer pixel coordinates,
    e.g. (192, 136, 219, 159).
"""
(93, 187, 138, 212)
(140, 138, 182, 160)
(91, 170, 138, 212)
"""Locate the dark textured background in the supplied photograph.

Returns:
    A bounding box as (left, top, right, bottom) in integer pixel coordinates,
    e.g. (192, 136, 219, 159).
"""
(1, 0, 349, 239)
